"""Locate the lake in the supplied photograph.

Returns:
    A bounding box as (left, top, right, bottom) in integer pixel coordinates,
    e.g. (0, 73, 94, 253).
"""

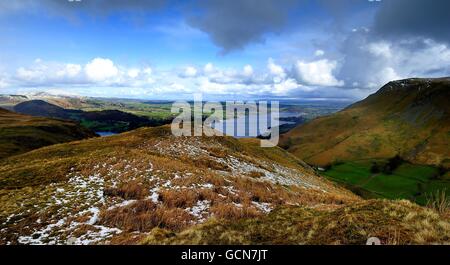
(96, 132, 118, 137)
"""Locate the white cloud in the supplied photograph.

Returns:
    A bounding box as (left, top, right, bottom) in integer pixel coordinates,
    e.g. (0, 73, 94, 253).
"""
(85, 58, 119, 82)
(143, 67, 153, 75)
(0, 77, 8, 89)
(272, 78, 301, 95)
(203, 63, 215, 74)
(15, 60, 83, 84)
(198, 77, 228, 94)
(16, 67, 42, 81)
(127, 68, 141, 78)
(267, 58, 286, 79)
(5, 57, 350, 98)
(294, 59, 344, 87)
(56, 64, 82, 78)
(366, 42, 392, 58)
(183, 66, 198, 77)
(169, 83, 187, 92)
(243, 64, 254, 77)
(314, 50, 325, 57)
(338, 33, 450, 90)
(200, 65, 255, 85)
(377, 67, 400, 86)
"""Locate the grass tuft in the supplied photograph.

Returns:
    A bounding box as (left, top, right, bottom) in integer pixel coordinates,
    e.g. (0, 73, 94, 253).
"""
(426, 189, 450, 214)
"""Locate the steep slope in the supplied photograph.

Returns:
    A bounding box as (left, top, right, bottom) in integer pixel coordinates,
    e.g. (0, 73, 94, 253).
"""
(0, 125, 358, 245)
(0, 108, 96, 159)
(14, 100, 168, 133)
(280, 78, 450, 168)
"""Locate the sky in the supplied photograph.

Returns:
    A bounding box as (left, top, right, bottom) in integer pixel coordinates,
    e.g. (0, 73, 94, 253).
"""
(0, 0, 449, 100)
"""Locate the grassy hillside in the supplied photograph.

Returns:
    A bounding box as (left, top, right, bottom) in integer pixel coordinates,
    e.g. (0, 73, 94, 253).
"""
(143, 200, 450, 245)
(14, 100, 172, 133)
(280, 78, 450, 168)
(0, 108, 96, 159)
(0, 125, 358, 244)
(0, 125, 448, 245)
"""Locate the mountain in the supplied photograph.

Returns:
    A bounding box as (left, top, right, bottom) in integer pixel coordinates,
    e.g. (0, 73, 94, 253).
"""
(14, 99, 83, 120)
(280, 78, 450, 168)
(0, 125, 448, 245)
(0, 92, 89, 110)
(13, 100, 169, 133)
(0, 108, 96, 159)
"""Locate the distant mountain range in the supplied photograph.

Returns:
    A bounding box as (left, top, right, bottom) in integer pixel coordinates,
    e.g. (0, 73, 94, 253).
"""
(0, 92, 89, 110)
(280, 77, 450, 169)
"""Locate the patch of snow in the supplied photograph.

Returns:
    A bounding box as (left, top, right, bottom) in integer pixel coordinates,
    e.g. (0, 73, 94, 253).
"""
(86, 207, 100, 225)
(107, 200, 137, 210)
(68, 225, 122, 245)
(251, 201, 272, 213)
(149, 187, 159, 203)
(18, 218, 66, 245)
(186, 200, 210, 222)
(233, 202, 243, 208)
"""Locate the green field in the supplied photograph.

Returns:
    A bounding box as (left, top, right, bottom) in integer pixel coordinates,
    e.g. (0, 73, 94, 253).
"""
(79, 100, 175, 120)
(321, 160, 450, 205)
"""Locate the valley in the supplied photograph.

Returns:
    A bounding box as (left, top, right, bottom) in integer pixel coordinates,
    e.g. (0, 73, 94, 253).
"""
(13, 100, 173, 133)
(280, 78, 450, 206)
(320, 159, 449, 205)
(1, 93, 347, 137)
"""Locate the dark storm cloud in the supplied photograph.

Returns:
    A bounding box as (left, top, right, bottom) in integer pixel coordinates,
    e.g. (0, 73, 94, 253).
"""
(187, 0, 299, 53)
(47, 0, 166, 14)
(0, 0, 365, 53)
(0, 0, 166, 17)
(374, 0, 450, 44)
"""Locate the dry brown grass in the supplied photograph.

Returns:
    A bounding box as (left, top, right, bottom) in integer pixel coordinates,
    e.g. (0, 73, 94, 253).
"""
(142, 199, 450, 245)
(152, 207, 194, 231)
(248, 171, 265, 178)
(193, 158, 229, 171)
(71, 224, 99, 238)
(100, 200, 156, 232)
(205, 146, 228, 158)
(201, 173, 227, 187)
(99, 200, 193, 232)
(104, 181, 149, 200)
(169, 172, 226, 188)
(230, 176, 353, 207)
(210, 203, 261, 220)
(159, 189, 199, 208)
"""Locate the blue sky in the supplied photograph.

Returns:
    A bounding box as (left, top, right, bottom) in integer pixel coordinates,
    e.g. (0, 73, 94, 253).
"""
(0, 0, 449, 100)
